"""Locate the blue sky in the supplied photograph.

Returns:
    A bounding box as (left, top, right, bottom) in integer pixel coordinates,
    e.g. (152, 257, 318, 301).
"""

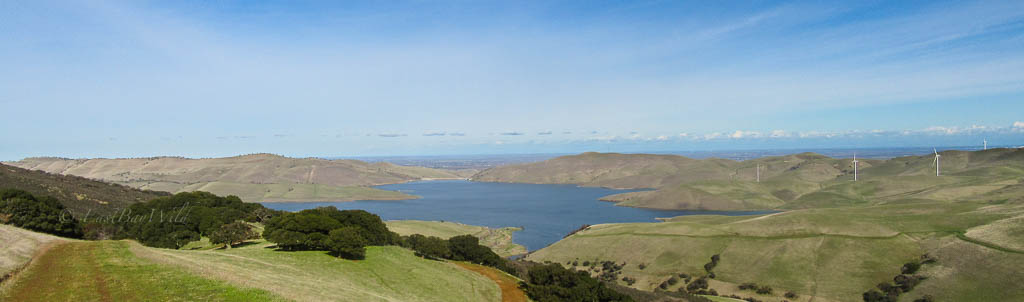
(2, 0, 1024, 160)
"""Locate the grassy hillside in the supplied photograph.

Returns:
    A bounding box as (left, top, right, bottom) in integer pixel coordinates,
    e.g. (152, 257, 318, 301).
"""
(1, 240, 285, 301)
(170, 181, 415, 202)
(526, 202, 1024, 302)
(0, 163, 168, 215)
(5, 154, 463, 203)
(477, 149, 1024, 210)
(472, 152, 737, 189)
(133, 240, 500, 302)
(0, 224, 67, 285)
(386, 220, 527, 257)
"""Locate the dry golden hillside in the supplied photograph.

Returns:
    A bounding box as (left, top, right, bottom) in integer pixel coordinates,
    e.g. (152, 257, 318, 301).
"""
(5, 154, 465, 203)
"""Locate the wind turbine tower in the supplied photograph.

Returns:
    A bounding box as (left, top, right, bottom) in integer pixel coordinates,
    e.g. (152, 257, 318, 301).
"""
(933, 148, 941, 176)
(984, 139, 988, 150)
(756, 164, 761, 183)
(852, 153, 858, 181)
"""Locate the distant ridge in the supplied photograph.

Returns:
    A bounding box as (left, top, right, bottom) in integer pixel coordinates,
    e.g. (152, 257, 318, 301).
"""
(5, 154, 469, 203)
(473, 148, 1024, 210)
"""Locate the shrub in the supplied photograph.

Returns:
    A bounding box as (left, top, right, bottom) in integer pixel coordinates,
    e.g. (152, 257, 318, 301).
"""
(784, 291, 798, 299)
(913, 295, 935, 302)
(861, 290, 891, 302)
(756, 286, 773, 295)
(901, 262, 922, 274)
(894, 274, 925, 292)
(686, 277, 709, 292)
(667, 276, 679, 285)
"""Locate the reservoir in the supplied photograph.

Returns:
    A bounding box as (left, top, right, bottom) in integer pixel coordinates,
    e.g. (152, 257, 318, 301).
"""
(263, 180, 771, 251)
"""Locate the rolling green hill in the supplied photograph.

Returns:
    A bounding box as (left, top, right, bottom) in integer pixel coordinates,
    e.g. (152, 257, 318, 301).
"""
(476, 149, 1024, 211)
(0, 163, 169, 216)
(527, 201, 1024, 302)
(1, 228, 503, 302)
(5, 154, 465, 203)
(1, 240, 285, 302)
(132, 240, 500, 301)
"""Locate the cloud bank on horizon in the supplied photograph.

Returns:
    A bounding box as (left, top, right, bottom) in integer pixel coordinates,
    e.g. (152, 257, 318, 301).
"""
(1, 0, 1023, 159)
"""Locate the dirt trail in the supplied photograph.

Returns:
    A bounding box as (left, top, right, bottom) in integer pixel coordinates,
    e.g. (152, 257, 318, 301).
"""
(3, 242, 113, 302)
(455, 262, 527, 302)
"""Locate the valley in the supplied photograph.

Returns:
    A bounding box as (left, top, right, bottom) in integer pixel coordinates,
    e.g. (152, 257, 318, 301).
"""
(3, 148, 1024, 302)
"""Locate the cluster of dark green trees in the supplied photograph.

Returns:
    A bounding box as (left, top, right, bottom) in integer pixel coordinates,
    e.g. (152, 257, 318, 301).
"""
(262, 206, 399, 259)
(118, 191, 270, 249)
(0, 189, 81, 237)
(401, 233, 509, 270)
(521, 263, 633, 302)
(1, 189, 276, 250)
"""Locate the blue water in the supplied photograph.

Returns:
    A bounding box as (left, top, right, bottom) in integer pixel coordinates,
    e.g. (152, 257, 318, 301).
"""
(262, 180, 771, 252)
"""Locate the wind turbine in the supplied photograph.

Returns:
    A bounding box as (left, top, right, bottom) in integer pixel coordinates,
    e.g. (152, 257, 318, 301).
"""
(852, 153, 858, 181)
(756, 164, 761, 183)
(933, 148, 941, 176)
(984, 139, 988, 150)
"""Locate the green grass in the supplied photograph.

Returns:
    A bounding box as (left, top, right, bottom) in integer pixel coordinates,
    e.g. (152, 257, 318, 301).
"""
(2, 241, 284, 302)
(701, 295, 746, 302)
(908, 235, 1024, 301)
(132, 240, 500, 302)
(386, 220, 527, 257)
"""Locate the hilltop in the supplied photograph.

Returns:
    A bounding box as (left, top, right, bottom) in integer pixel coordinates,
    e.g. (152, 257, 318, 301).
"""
(5, 154, 467, 203)
(0, 163, 169, 216)
(474, 148, 1024, 210)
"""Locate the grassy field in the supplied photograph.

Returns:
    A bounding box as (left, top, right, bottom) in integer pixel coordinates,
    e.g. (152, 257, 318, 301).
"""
(133, 240, 500, 302)
(1, 241, 285, 301)
(527, 201, 1024, 302)
(386, 220, 527, 257)
(2, 225, 502, 302)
